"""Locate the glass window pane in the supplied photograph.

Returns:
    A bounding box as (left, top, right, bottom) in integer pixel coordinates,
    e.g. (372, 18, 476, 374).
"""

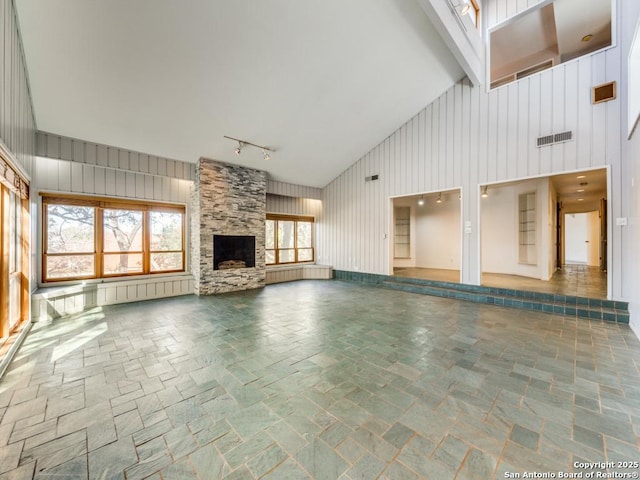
(150, 252, 183, 272)
(47, 205, 95, 253)
(266, 250, 275, 264)
(150, 211, 183, 251)
(278, 221, 295, 248)
(266, 220, 275, 249)
(103, 253, 143, 275)
(279, 249, 295, 263)
(297, 222, 312, 248)
(298, 248, 313, 262)
(46, 255, 95, 279)
(103, 209, 143, 253)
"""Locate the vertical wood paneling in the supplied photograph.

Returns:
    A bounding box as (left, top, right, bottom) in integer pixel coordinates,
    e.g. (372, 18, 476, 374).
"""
(320, 0, 622, 293)
(36, 131, 193, 181)
(0, 0, 36, 177)
(35, 157, 190, 205)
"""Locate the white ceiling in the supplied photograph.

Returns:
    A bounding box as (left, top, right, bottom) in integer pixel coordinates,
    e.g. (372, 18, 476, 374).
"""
(15, 0, 464, 188)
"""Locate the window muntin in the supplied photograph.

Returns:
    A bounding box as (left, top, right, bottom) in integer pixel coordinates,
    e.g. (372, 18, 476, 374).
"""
(43, 195, 185, 282)
(266, 214, 314, 265)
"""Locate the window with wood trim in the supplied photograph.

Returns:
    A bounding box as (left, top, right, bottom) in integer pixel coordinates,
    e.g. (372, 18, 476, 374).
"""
(265, 214, 314, 265)
(42, 194, 185, 282)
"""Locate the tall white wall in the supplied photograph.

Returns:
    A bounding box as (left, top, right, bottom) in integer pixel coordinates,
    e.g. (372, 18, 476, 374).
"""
(319, 0, 624, 300)
(619, 0, 640, 334)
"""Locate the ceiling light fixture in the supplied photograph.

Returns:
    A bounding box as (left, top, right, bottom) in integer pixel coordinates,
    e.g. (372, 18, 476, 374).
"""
(578, 198, 584, 201)
(481, 186, 488, 198)
(577, 175, 586, 179)
(577, 189, 585, 192)
(418, 195, 425, 206)
(459, 1, 471, 15)
(436, 193, 443, 204)
(582, 34, 593, 42)
(224, 136, 274, 160)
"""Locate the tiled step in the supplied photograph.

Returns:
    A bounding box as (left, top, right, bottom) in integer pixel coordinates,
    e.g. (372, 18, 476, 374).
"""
(382, 276, 629, 324)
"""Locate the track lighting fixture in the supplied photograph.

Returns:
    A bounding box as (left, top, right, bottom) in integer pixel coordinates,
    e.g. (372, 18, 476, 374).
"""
(224, 136, 274, 160)
(418, 195, 425, 206)
(481, 186, 488, 198)
(436, 193, 442, 204)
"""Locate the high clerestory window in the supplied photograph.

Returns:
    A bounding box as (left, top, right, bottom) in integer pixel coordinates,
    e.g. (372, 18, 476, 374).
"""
(42, 194, 185, 282)
(265, 214, 314, 265)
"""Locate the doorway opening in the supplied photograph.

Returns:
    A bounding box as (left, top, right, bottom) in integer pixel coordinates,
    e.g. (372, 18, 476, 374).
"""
(391, 190, 461, 283)
(480, 168, 607, 299)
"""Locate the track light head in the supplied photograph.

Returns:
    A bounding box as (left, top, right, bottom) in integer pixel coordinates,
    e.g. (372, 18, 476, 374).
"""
(481, 186, 488, 198)
(436, 193, 442, 204)
(418, 196, 425, 206)
(235, 142, 244, 155)
(263, 150, 270, 161)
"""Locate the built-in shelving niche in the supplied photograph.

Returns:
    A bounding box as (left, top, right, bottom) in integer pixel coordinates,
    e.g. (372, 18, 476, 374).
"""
(518, 192, 536, 265)
(394, 206, 410, 259)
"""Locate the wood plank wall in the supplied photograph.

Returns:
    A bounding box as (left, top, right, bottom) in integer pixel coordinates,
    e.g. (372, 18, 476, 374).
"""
(266, 194, 323, 218)
(0, 0, 36, 175)
(36, 132, 195, 182)
(318, 0, 623, 298)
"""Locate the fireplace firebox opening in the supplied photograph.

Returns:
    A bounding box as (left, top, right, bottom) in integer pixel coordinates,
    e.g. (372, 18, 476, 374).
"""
(213, 235, 256, 270)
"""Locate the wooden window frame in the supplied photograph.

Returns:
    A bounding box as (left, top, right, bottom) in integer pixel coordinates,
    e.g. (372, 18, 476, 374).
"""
(266, 214, 315, 266)
(42, 193, 185, 283)
(0, 145, 30, 340)
(469, 0, 480, 28)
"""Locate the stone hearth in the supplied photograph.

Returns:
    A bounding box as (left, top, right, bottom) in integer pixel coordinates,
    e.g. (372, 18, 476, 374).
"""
(191, 158, 266, 294)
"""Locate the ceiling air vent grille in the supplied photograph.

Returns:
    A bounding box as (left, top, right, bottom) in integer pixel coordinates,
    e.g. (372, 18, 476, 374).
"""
(536, 131, 572, 147)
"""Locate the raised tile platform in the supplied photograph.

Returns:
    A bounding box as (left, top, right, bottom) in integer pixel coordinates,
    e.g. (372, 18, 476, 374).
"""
(334, 270, 630, 324)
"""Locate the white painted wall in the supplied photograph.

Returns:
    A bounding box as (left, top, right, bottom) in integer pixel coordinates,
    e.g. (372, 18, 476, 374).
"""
(266, 194, 323, 218)
(319, 0, 622, 299)
(415, 192, 461, 270)
(480, 178, 551, 279)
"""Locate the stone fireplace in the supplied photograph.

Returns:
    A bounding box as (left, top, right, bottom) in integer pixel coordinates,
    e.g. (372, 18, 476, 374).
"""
(191, 158, 266, 294)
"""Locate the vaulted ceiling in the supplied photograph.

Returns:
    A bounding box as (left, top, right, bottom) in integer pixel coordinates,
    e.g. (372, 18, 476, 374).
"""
(15, 0, 464, 187)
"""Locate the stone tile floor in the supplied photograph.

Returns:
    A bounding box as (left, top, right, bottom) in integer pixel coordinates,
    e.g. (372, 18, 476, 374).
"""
(0, 280, 639, 479)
